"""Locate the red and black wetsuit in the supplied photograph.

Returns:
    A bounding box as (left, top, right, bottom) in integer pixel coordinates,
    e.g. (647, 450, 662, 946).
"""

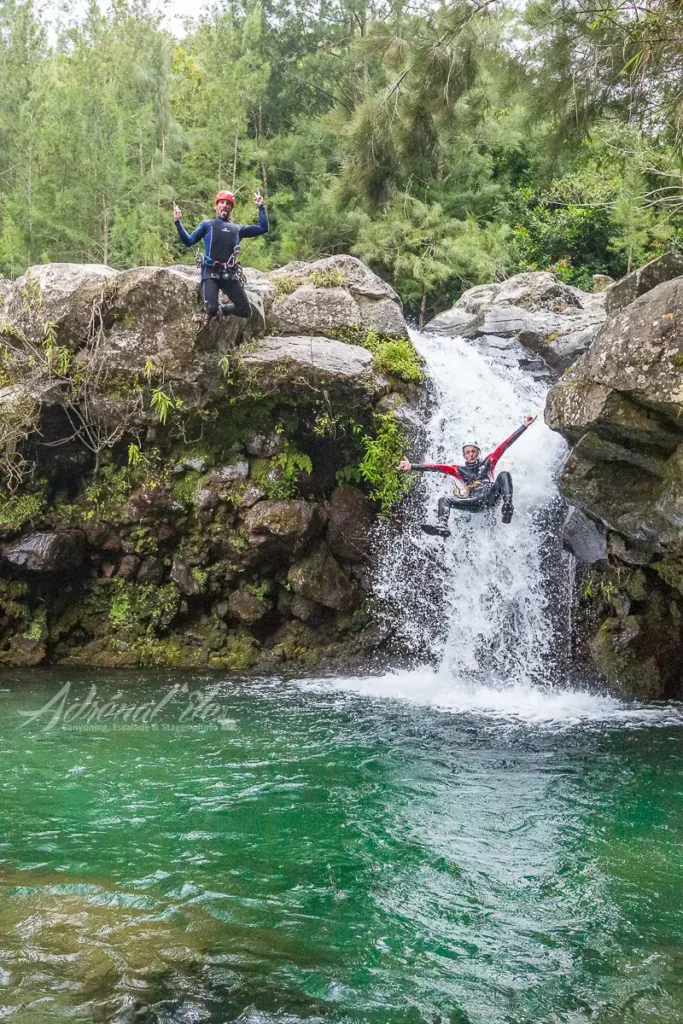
(409, 422, 528, 524)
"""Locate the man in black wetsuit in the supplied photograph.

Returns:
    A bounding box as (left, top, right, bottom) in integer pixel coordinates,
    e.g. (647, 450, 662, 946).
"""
(397, 416, 536, 537)
(173, 189, 268, 327)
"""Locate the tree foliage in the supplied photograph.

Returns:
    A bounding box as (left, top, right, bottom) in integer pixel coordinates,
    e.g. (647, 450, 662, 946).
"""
(0, 0, 681, 319)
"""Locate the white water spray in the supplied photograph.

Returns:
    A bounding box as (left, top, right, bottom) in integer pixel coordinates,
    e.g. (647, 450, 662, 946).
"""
(374, 330, 570, 689)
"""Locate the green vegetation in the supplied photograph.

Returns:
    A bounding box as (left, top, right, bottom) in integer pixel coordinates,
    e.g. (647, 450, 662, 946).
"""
(358, 413, 410, 516)
(309, 268, 346, 289)
(336, 327, 423, 384)
(0, 0, 680, 321)
(0, 490, 46, 530)
(272, 275, 302, 298)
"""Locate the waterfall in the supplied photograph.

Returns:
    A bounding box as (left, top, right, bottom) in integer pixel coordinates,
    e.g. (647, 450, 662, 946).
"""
(373, 329, 571, 690)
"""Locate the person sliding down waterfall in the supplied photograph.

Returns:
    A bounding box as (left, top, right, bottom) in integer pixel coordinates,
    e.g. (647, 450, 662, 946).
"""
(397, 416, 537, 537)
(173, 189, 268, 328)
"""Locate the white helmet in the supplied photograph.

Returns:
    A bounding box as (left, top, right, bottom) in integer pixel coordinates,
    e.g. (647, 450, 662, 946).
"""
(462, 442, 481, 453)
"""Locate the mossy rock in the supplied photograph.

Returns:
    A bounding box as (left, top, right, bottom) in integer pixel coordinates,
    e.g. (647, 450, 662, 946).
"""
(589, 615, 664, 698)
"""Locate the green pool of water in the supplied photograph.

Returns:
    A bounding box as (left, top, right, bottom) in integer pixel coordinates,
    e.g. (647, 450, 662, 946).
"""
(1, 669, 682, 1023)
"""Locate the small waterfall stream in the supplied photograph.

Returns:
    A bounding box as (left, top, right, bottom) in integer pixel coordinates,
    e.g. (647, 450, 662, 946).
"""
(373, 329, 572, 689)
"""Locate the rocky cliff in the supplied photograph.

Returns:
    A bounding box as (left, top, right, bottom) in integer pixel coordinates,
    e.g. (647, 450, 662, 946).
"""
(0, 256, 422, 671)
(545, 255, 683, 698)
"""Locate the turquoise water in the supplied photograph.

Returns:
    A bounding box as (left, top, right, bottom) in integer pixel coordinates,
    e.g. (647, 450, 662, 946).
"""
(1, 669, 683, 1023)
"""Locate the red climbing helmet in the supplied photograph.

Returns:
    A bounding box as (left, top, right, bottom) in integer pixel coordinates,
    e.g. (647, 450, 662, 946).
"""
(215, 190, 235, 206)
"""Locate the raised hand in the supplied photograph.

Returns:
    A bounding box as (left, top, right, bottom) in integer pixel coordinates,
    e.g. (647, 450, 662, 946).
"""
(396, 457, 411, 471)
(254, 190, 264, 206)
(173, 202, 182, 222)
(523, 415, 536, 427)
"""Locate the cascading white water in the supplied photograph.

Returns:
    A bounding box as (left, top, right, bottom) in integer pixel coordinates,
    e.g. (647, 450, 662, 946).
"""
(301, 328, 683, 727)
(373, 329, 571, 689)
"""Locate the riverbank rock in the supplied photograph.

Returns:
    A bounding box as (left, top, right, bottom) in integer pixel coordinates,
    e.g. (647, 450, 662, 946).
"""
(0, 255, 417, 672)
(424, 271, 606, 372)
(546, 274, 683, 697)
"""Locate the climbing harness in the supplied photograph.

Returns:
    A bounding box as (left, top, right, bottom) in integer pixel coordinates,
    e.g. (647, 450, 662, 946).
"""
(196, 246, 246, 284)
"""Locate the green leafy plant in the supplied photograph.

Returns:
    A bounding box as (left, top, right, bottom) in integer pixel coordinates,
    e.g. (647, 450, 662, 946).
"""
(359, 413, 410, 516)
(309, 268, 345, 288)
(151, 387, 177, 425)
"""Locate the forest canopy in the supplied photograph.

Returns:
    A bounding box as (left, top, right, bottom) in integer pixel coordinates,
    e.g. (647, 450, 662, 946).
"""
(0, 0, 681, 321)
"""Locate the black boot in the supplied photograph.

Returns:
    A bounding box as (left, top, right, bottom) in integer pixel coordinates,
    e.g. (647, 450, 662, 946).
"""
(219, 301, 237, 318)
(422, 523, 451, 537)
(501, 498, 513, 524)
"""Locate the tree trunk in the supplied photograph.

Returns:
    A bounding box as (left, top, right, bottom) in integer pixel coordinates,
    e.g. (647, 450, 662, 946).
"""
(258, 103, 269, 200)
(419, 290, 427, 330)
(103, 206, 109, 266)
(232, 133, 239, 190)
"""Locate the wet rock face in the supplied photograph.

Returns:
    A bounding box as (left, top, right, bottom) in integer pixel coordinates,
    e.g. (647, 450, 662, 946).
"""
(326, 486, 374, 562)
(562, 507, 607, 565)
(546, 272, 683, 697)
(288, 541, 357, 612)
(1, 531, 85, 573)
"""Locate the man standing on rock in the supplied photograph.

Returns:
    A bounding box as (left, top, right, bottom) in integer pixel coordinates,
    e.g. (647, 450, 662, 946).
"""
(173, 189, 268, 327)
(397, 416, 536, 537)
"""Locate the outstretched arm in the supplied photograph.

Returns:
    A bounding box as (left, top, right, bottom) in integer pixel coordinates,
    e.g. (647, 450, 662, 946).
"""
(238, 200, 269, 240)
(486, 415, 536, 473)
(397, 458, 462, 479)
(238, 191, 268, 240)
(174, 208, 209, 247)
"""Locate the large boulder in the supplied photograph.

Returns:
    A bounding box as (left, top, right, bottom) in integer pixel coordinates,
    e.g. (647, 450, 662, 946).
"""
(288, 540, 357, 611)
(2, 263, 118, 347)
(100, 266, 265, 380)
(605, 253, 683, 314)
(244, 500, 326, 555)
(454, 271, 584, 314)
(1, 530, 85, 572)
(240, 335, 388, 403)
(269, 255, 407, 338)
(424, 271, 606, 371)
(228, 585, 273, 624)
(548, 278, 683, 436)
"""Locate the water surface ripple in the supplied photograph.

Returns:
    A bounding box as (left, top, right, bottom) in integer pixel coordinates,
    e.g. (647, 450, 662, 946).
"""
(1, 671, 682, 1023)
